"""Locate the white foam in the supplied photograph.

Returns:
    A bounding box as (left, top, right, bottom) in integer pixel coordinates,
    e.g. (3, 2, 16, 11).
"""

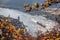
(0, 8, 58, 37)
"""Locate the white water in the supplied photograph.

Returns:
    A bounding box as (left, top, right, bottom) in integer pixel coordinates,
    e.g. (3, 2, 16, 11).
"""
(0, 8, 58, 37)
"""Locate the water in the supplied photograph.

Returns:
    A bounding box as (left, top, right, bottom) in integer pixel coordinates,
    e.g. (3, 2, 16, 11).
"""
(0, 8, 58, 37)
(0, 0, 45, 11)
